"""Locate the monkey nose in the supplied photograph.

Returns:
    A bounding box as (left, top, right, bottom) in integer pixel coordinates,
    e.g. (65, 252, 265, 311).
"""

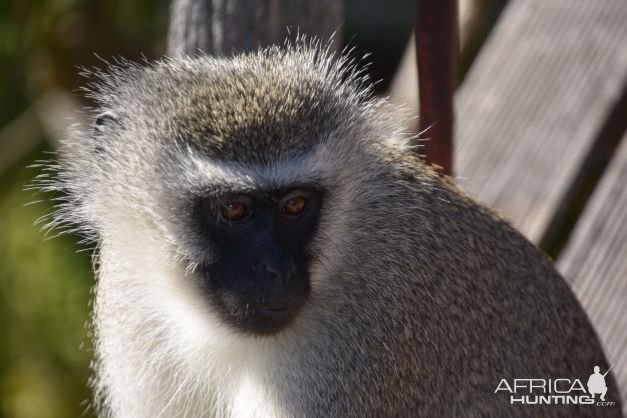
(258, 260, 294, 285)
(261, 262, 281, 277)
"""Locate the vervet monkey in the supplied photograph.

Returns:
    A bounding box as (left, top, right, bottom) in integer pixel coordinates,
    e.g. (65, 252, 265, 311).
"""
(43, 42, 621, 417)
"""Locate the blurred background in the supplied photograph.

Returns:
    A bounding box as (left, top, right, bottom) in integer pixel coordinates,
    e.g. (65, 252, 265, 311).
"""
(1, 0, 625, 417)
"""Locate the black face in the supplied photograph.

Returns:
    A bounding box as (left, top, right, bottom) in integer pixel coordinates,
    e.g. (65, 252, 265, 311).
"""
(195, 187, 323, 335)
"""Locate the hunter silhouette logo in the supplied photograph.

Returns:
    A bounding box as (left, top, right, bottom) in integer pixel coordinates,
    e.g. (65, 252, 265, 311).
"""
(587, 365, 613, 401)
(494, 364, 616, 407)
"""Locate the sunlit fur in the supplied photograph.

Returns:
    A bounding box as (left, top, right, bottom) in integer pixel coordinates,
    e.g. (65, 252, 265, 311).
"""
(37, 39, 619, 417)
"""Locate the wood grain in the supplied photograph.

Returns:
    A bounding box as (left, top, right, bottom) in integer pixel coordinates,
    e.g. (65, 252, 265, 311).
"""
(454, 0, 627, 243)
(558, 133, 627, 415)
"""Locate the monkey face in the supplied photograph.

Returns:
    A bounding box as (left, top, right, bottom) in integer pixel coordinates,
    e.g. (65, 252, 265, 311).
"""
(193, 187, 323, 335)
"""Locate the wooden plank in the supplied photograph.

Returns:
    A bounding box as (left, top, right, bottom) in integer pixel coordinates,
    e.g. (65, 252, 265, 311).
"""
(167, 0, 342, 56)
(454, 0, 627, 243)
(558, 133, 627, 414)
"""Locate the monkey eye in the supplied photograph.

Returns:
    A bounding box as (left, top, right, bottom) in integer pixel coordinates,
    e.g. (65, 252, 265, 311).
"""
(279, 191, 308, 218)
(218, 196, 251, 224)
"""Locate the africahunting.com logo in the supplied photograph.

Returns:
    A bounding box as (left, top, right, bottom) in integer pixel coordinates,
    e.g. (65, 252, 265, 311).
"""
(494, 365, 616, 407)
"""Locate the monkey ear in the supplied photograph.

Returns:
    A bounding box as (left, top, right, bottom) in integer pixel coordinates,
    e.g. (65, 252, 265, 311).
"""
(92, 111, 124, 155)
(94, 110, 123, 134)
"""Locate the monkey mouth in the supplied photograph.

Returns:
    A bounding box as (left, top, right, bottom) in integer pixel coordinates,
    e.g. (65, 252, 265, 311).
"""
(231, 301, 304, 336)
(261, 306, 289, 313)
(203, 269, 311, 336)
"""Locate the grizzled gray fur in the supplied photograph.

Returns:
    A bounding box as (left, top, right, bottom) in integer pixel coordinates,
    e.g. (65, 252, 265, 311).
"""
(41, 40, 620, 417)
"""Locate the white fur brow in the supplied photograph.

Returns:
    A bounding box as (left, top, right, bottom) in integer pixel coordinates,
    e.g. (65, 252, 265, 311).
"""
(181, 143, 341, 191)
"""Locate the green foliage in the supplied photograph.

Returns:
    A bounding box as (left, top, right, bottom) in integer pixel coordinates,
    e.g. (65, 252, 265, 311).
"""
(0, 0, 170, 126)
(0, 149, 94, 418)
